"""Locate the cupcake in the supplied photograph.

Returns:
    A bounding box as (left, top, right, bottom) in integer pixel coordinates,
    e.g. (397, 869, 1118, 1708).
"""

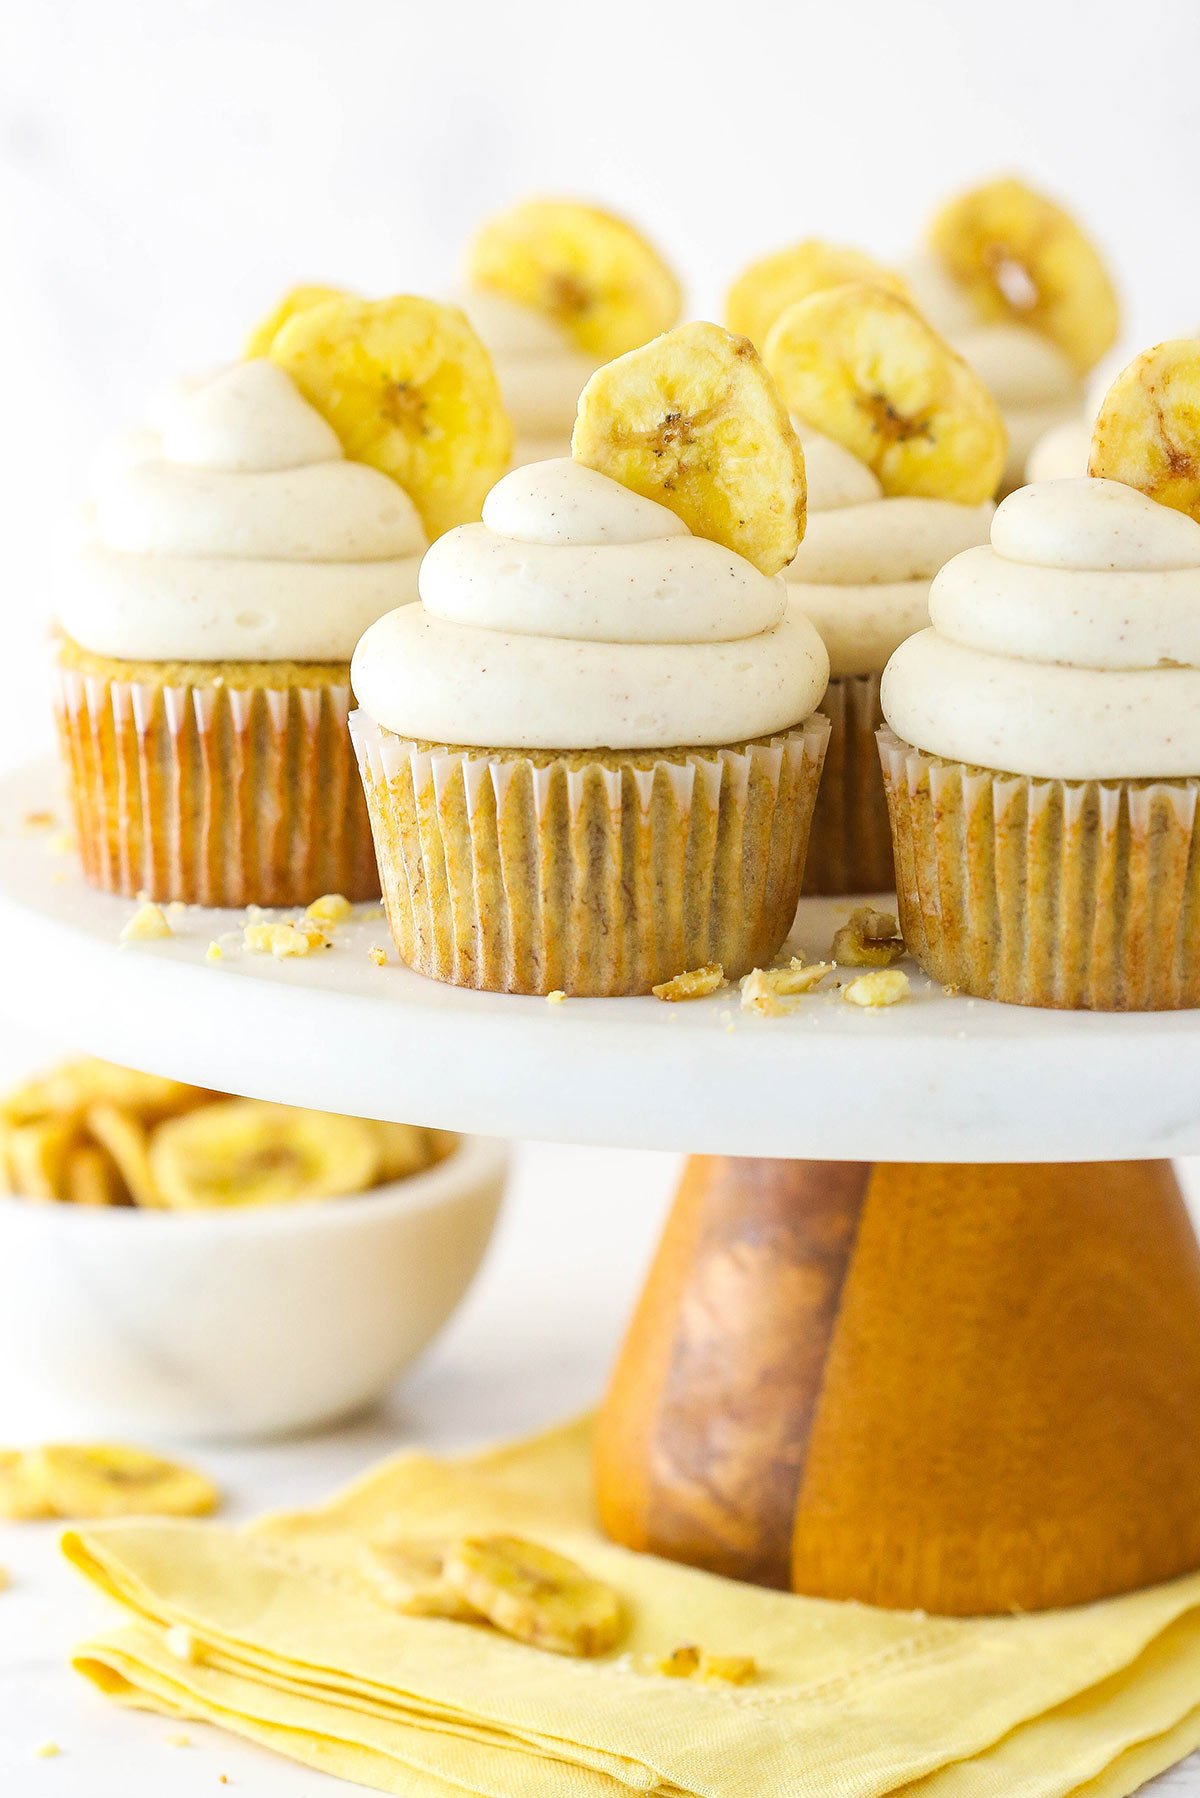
(760, 282, 1005, 894)
(55, 297, 510, 907)
(350, 322, 830, 996)
(905, 177, 1119, 494)
(879, 340, 1200, 1011)
(460, 198, 681, 465)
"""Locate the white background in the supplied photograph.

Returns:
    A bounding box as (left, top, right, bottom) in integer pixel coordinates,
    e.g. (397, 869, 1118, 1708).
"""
(2, 2, 1200, 1788)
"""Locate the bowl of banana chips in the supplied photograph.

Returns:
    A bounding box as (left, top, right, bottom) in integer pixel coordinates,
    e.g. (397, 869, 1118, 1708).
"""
(0, 1060, 507, 1438)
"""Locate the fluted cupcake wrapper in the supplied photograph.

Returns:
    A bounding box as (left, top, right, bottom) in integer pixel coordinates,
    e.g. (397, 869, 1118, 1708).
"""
(803, 673, 896, 898)
(878, 726, 1200, 1010)
(350, 712, 830, 996)
(53, 664, 378, 908)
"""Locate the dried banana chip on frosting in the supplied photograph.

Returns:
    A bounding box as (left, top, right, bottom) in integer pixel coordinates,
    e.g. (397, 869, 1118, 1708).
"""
(245, 283, 351, 359)
(466, 198, 680, 361)
(764, 282, 1006, 505)
(928, 176, 1118, 373)
(572, 320, 806, 575)
(1089, 340, 1200, 523)
(270, 294, 513, 538)
(726, 239, 909, 351)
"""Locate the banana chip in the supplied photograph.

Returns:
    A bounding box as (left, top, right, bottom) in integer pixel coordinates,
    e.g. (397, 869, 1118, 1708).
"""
(0, 1451, 54, 1520)
(764, 283, 1006, 505)
(270, 293, 513, 539)
(245, 283, 350, 359)
(444, 1535, 624, 1658)
(86, 1104, 164, 1208)
(572, 320, 806, 575)
(1, 1059, 208, 1128)
(26, 1444, 218, 1519)
(466, 198, 680, 361)
(928, 176, 1118, 373)
(148, 1099, 381, 1209)
(1089, 340, 1200, 522)
(370, 1124, 439, 1183)
(726, 239, 909, 351)
(64, 1144, 126, 1208)
(363, 1541, 483, 1621)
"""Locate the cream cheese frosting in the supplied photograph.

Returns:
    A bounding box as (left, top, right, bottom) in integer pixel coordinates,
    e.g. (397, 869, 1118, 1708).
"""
(351, 457, 829, 750)
(784, 430, 993, 677)
(882, 477, 1200, 778)
(61, 361, 425, 664)
(904, 253, 1084, 489)
(1026, 415, 1092, 483)
(460, 291, 597, 465)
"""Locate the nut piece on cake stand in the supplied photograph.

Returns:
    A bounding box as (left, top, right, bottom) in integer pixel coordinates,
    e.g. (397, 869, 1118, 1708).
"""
(595, 1155, 1200, 1615)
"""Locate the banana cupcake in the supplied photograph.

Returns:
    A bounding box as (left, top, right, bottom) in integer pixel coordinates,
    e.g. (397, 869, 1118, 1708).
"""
(906, 176, 1120, 494)
(350, 322, 830, 996)
(55, 297, 510, 907)
(461, 198, 681, 466)
(880, 341, 1200, 1010)
(762, 283, 1005, 894)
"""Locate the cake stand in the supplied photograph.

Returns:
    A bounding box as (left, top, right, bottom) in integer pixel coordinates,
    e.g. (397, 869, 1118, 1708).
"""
(4, 753, 1200, 1618)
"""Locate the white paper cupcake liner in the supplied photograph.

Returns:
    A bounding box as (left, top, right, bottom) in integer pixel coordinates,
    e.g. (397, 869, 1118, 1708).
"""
(803, 673, 896, 897)
(351, 712, 830, 996)
(879, 726, 1200, 1009)
(54, 661, 378, 907)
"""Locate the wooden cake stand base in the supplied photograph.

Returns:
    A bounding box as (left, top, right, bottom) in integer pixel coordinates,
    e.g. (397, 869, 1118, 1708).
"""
(595, 1156, 1200, 1615)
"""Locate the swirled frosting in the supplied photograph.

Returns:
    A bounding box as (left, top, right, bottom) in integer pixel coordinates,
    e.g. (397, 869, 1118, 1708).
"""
(784, 430, 993, 677)
(904, 252, 1084, 489)
(882, 477, 1200, 778)
(61, 360, 425, 663)
(351, 457, 829, 749)
(1027, 415, 1092, 483)
(460, 291, 598, 465)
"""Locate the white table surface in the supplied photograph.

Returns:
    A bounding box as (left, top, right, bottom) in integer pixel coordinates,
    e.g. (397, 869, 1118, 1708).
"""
(1, 1136, 1198, 1795)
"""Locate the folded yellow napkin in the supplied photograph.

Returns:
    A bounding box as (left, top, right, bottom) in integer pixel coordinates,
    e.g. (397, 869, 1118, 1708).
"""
(64, 1419, 1200, 1797)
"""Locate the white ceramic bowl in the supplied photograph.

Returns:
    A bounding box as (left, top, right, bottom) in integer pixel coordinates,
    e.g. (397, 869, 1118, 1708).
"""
(0, 1134, 507, 1440)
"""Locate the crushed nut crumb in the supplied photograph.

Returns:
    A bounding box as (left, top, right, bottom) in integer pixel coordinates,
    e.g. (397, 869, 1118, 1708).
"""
(306, 892, 353, 925)
(641, 1644, 759, 1684)
(166, 1732, 192, 1748)
(368, 946, 388, 968)
(22, 810, 55, 830)
(545, 989, 567, 1005)
(843, 968, 910, 1008)
(47, 830, 75, 855)
(740, 961, 832, 1015)
(120, 902, 172, 944)
(243, 919, 327, 959)
(652, 963, 724, 1002)
(205, 943, 223, 964)
(830, 907, 905, 968)
(33, 1742, 61, 1759)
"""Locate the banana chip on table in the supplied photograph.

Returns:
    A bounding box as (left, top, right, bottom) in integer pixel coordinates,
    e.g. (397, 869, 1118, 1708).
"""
(763, 282, 1007, 505)
(725, 239, 909, 351)
(22, 1444, 218, 1519)
(1089, 340, 1200, 522)
(928, 175, 1119, 374)
(0, 1450, 54, 1520)
(363, 1541, 484, 1622)
(443, 1535, 625, 1658)
(466, 197, 680, 362)
(572, 319, 806, 576)
(148, 1099, 382, 1209)
(269, 293, 513, 539)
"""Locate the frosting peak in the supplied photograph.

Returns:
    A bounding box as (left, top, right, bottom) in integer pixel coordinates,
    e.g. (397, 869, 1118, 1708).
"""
(352, 458, 829, 750)
(61, 361, 425, 663)
(882, 477, 1200, 778)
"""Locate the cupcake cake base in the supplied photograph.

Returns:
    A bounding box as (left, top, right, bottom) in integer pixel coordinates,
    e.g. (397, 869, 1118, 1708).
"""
(351, 713, 829, 996)
(879, 727, 1200, 1010)
(54, 639, 378, 908)
(803, 675, 895, 897)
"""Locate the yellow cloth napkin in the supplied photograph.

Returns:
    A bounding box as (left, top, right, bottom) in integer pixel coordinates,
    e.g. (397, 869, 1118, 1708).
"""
(63, 1418, 1200, 1798)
